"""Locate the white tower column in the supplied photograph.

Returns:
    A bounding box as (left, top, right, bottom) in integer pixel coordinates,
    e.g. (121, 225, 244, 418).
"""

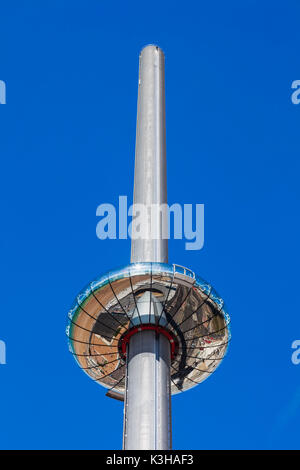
(123, 45, 172, 450)
(123, 330, 171, 450)
(130, 44, 168, 264)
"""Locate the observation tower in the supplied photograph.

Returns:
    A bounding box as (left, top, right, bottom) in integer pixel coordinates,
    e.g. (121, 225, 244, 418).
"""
(66, 45, 231, 450)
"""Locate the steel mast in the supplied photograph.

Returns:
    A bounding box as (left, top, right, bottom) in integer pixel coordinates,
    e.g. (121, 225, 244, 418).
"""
(123, 45, 171, 450)
(66, 43, 231, 453)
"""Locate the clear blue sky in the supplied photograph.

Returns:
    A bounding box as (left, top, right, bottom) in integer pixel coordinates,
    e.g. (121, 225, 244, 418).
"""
(0, 0, 300, 450)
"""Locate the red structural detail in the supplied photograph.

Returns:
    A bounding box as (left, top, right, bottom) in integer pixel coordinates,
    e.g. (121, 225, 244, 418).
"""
(120, 324, 178, 360)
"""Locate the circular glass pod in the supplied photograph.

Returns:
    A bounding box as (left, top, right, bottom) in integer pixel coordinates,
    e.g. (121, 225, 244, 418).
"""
(66, 263, 231, 398)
